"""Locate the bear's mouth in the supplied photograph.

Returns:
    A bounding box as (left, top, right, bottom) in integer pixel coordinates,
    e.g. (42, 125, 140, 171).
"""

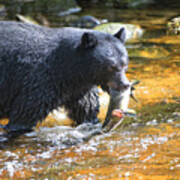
(107, 81, 129, 92)
(101, 81, 129, 93)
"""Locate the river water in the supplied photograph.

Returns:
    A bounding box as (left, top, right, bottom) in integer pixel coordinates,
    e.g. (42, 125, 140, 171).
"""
(0, 2, 180, 179)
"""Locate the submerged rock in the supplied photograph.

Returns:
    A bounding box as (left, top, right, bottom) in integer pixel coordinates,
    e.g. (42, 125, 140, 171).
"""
(60, 15, 107, 28)
(72, 15, 107, 28)
(167, 16, 180, 34)
(128, 46, 170, 59)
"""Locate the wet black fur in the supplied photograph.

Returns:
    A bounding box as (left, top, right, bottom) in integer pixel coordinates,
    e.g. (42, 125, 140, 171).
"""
(0, 21, 128, 133)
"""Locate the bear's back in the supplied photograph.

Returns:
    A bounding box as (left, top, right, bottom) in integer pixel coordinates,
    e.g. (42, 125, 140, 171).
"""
(0, 21, 60, 63)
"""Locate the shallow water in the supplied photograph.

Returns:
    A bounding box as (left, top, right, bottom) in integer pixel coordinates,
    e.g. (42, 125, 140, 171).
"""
(0, 122, 179, 179)
(0, 2, 180, 179)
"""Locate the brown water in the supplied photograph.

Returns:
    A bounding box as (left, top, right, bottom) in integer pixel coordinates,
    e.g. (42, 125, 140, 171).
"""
(0, 3, 180, 180)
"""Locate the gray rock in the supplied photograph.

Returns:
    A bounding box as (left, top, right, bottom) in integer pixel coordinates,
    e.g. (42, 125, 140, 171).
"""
(94, 22, 144, 41)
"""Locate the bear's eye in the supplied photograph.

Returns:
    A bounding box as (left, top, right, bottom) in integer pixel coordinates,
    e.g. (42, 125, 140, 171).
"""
(108, 63, 119, 72)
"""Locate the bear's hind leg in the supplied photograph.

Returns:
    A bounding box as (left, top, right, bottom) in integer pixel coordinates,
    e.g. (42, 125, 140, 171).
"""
(5, 95, 51, 134)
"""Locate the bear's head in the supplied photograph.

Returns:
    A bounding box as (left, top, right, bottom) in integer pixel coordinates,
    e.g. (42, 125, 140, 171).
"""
(79, 28, 130, 92)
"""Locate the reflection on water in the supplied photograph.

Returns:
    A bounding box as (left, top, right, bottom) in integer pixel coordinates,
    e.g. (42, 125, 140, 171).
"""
(0, 122, 179, 179)
(0, 1, 180, 179)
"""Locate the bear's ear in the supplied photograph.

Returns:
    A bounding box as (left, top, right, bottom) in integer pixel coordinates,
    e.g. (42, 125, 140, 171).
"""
(114, 27, 126, 43)
(81, 32, 97, 49)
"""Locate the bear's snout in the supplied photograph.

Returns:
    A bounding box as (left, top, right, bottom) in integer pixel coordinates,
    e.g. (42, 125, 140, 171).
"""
(107, 70, 130, 91)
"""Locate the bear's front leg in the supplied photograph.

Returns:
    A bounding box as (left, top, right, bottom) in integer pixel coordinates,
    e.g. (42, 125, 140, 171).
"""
(64, 86, 100, 125)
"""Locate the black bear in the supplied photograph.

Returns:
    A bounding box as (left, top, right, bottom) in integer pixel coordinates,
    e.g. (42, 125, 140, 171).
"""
(0, 21, 129, 133)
